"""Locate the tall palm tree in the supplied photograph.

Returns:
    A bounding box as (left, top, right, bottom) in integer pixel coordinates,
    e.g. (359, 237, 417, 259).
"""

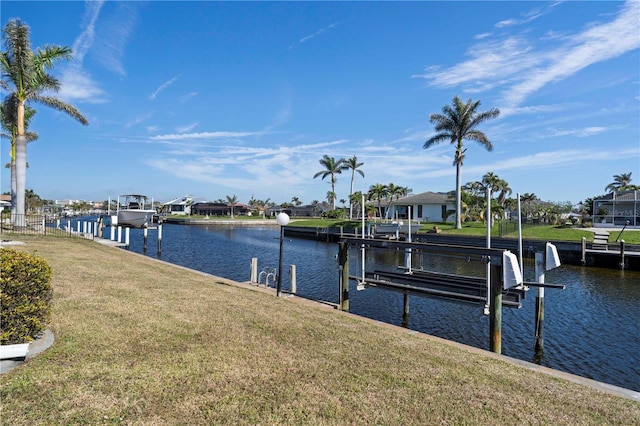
(226, 195, 238, 219)
(424, 96, 499, 229)
(368, 183, 389, 219)
(1, 99, 37, 216)
(313, 155, 346, 210)
(386, 183, 409, 219)
(1, 19, 88, 226)
(605, 173, 634, 192)
(343, 155, 365, 219)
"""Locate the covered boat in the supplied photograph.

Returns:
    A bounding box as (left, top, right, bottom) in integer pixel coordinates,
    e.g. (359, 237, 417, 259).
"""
(117, 194, 156, 228)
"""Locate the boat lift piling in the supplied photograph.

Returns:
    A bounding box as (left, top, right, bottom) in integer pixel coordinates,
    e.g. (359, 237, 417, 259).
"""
(340, 237, 564, 355)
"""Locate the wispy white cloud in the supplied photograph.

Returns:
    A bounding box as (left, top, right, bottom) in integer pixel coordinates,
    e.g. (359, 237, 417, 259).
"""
(126, 112, 155, 129)
(175, 122, 199, 133)
(149, 75, 181, 100)
(289, 22, 339, 49)
(415, 0, 640, 109)
(150, 131, 263, 141)
(58, 1, 140, 103)
(180, 92, 198, 103)
(91, 2, 140, 76)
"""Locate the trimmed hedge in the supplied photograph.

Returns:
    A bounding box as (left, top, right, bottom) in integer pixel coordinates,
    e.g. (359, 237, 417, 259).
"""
(0, 248, 53, 345)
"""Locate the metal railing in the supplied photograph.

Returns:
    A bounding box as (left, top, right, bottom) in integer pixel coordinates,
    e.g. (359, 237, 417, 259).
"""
(0, 212, 97, 240)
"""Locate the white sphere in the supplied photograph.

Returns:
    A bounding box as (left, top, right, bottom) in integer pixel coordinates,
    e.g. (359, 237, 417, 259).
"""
(276, 212, 290, 226)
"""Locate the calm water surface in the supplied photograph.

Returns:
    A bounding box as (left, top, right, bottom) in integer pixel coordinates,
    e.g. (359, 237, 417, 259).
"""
(115, 223, 640, 392)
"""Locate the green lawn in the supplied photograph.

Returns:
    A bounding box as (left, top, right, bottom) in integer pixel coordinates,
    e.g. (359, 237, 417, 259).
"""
(288, 219, 640, 244)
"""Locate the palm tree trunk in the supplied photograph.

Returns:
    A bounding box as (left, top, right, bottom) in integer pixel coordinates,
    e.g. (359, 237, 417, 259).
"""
(455, 162, 462, 229)
(14, 134, 27, 228)
(349, 172, 355, 219)
(11, 157, 17, 217)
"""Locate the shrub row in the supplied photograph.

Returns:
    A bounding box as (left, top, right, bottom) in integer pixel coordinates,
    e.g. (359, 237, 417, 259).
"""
(0, 248, 53, 345)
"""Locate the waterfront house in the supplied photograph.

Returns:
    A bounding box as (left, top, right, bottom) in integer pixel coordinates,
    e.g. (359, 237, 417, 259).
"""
(592, 190, 639, 228)
(385, 191, 455, 222)
(265, 203, 331, 218)
(163, 196, 195, 216)
(191, 202, 250, 217)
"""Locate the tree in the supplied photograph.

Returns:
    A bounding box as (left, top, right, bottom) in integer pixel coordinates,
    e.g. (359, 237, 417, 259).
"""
(291, 196, 302, 206)
(368, 183, 389, 219)
(313, 155, 347, 210)
(424, 96, 499, 229)
(1, 19, 88, 226)
(605, 172, 637, 192)
(1, 99, 37, 217)
(226, 195, 238, 219)
(343, 155, 365, 219)
(350, 191, 364, 219)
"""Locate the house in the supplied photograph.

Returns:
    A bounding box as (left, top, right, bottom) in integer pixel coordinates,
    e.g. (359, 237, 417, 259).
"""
(385, 191, 455, 222)
(0, 194, 10, 213)
(163, 196, 195, 215)
(592, 190, 639, 228)
(191, 202, 250, 216)
(265, 203, 332, 218)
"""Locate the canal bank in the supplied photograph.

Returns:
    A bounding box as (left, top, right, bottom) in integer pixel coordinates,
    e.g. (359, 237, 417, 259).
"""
(282, 226, 640, 270)
(1, 236, 638, 425)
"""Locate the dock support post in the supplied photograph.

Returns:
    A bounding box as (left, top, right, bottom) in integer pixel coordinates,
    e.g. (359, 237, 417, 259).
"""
(143, 227, 148, 252)
(619, 240, 626, 270)
(338, 242, 349, 312)
(402, 292, 410, 328)
(250, 258, 258, 283)
(489, 260, 502, 354)
(157, 223, 163, 254)
(110, 224, 115, 241)
(581, 237, 586, 265)
(117, 226, 122, 243)
(290, 264, 297, 294)
(125, 227, 130, 249)
(534, 251, 545, 352)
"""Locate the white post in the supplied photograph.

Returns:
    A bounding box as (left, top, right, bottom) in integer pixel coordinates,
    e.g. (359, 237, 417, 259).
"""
(361, 194, 365, 238)
(250, 257, 258, 283)
(485, 188, 492, 315)
(118, 226, 123, 243)
(77, 221, 81, 234)
(289, 264, 296, 294)
(517, 193, 523, 277)
(110, 224, 115, 241)
(125, 227, 130, 248)
(157, 223, 163, 254)
(405, 206, 412, 272)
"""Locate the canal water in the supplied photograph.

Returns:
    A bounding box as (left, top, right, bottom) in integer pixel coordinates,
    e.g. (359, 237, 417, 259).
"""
(114, 223, 639, 392)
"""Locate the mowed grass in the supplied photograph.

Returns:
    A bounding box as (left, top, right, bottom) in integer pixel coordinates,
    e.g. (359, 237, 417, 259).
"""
(290, 219, 640, 244)
(1, 236, 638, 425)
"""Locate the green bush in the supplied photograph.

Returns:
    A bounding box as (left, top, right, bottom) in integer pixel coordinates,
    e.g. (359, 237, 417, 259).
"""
(322, 209, 345, 219)
(0, 249, 53, 345)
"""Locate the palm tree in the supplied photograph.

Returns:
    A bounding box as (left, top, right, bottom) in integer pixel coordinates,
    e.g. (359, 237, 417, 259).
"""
(291, 196, 302, 206)
(605, 173, 634, 192)
(350, 190, 364, 219)
(313, 155, 347, 210)
(424, 96, 500, 229)
(385, 183, 409, 219)
(368, 183, 389, 219)
(326, 190, 336, 208)
(1, 19, 88, 226)
(343, 155, 365, 219)
(226, 195, 238, 219)
(1, 99, 37, 216)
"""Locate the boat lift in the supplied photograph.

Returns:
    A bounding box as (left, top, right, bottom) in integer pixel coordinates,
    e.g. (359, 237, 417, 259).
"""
(337, 236, 564, 355)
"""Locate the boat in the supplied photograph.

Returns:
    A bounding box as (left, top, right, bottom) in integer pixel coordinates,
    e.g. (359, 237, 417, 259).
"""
(116, 194, 156, 228)
(373, 221, 421, 237)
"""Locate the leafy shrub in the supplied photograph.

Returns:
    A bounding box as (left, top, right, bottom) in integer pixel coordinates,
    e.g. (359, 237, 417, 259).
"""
(322, 209, 345, 219)
(0, 249, 53, 345)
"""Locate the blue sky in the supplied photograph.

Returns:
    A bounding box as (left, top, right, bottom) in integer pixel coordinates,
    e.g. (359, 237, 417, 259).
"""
(1, 1, 638, 207)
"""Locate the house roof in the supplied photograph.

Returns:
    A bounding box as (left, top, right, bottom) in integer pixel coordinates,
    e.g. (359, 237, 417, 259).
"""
(163, 196, 194, 206)
(393, 191, 453, 205)
(594, 190, 639, 202)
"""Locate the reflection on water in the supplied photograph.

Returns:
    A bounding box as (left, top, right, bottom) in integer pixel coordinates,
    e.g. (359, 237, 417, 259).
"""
(119, 224, 640, 392)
